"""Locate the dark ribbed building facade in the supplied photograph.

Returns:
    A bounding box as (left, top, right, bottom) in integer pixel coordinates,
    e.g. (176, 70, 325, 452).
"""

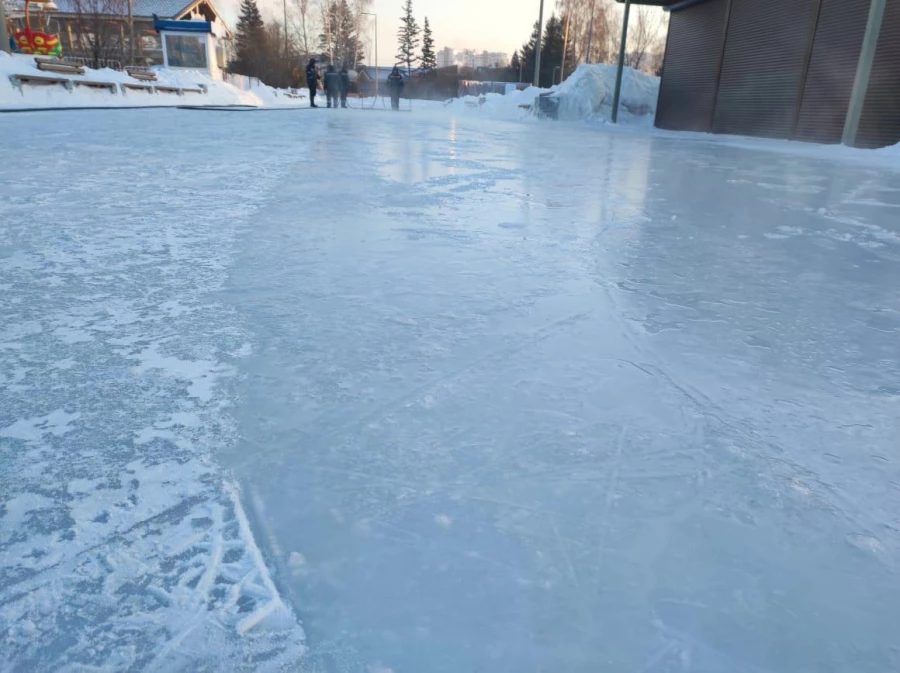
(648, 0, 899, 148)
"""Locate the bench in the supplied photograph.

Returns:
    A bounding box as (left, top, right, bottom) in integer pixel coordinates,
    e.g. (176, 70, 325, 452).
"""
(9, 73, 72, 90)
(181, 87, 204, 94)
(518, 104, 532, 111)
(126, 67, 157, 82)
(120, 82, 154, 93)
(74, 80, 118, 93)
(35, 58, 85, 76)
(154, 85, 182, 95)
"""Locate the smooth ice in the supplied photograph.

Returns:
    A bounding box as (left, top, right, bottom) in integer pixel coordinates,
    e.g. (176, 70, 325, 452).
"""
(1, 109, 899, 672)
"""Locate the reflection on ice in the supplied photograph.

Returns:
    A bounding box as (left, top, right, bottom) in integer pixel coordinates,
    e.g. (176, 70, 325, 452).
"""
(225, 116, 900, 671)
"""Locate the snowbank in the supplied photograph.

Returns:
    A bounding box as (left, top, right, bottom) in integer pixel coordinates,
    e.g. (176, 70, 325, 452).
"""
(0, 52, 306, 110)
(554, 63, 660, 122)
(444, 64, 659, 125)
(447, 86, 547, 122)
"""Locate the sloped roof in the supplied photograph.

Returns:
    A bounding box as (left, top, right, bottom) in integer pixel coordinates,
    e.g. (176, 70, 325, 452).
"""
(54, 0, 194, 19)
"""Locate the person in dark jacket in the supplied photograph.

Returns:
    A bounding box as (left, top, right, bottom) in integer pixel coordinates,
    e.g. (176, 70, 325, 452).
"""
(386, 66, 404, 110)
(324, 64, 340, 108)
(339, 64, 350, 108)
(306, 58, 319, 108)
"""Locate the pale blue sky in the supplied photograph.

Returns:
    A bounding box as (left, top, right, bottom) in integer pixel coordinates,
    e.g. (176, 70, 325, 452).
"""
(226, 0, 552, 66)
(367, 0, 540, 63)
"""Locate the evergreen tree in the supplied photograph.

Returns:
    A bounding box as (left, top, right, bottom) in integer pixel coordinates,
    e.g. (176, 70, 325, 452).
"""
(519, 20, 540, 86)
(420, 17, 436, 70)
(319, 0, 365, 66)
(510, 51, 522, 82)
(539, 14, 572, 87)
(232, 0, 266, 77)
(396, 0, 420, 74)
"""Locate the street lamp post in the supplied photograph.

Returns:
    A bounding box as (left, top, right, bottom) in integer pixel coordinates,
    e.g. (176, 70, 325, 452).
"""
(586, 0, 595, 64)
(283, 0, 288, 59)
(1, 0, 11, 54)
(128, 0, 135, 65)
(560, 0, 570, 83)
(361, 11, 377, 100)
(611, 0, 631, 123)
(533, 0, 544, 87)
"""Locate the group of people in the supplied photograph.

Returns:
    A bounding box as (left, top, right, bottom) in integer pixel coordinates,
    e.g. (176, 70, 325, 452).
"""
(305, 59, 406, 111)
(305, 59, 351, 109)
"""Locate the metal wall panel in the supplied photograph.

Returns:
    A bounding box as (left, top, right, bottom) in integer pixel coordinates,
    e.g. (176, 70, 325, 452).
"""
(655, 0, 728, 132)
(794, 0, 870, 144)
(713, 0, 819, 139)
(856, 0, 900, 148)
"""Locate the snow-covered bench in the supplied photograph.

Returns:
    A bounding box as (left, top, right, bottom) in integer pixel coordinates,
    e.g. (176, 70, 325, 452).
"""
(126, 67, 157, 82)
(35, 57, 85, 76)
(121, 82, 155, 93)
(8, 73, 72, 91)
(73, 80, 118, 93)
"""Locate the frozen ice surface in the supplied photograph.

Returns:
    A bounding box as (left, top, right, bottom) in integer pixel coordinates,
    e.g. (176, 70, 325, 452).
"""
(2, 108, 899, 672)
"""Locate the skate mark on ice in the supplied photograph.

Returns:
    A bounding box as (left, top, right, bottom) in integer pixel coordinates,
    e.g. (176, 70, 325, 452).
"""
(286, 311, 594, 452)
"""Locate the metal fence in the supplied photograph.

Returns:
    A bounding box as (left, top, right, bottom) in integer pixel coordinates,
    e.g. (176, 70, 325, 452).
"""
(62, 56, 123, 71)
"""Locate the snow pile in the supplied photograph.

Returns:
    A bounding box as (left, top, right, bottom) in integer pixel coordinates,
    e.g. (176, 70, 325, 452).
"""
(555, 63, 660, 122)
(444, 64, 659, 124)
(874, 141, 900, 159)
(447, 86, 546, 121)
(0, 52, 304, 110)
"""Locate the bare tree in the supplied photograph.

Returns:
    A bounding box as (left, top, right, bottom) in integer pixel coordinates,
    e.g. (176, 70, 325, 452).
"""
(291, 0, 316, 59)
(71, 0, 127, 68)
(555, 0, 613, 66)
(628, 6, 666, 71)
(605, 3, 667, 72)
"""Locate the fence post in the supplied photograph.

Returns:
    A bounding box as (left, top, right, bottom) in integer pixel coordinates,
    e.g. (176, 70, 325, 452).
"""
(1, 0, 11, 54)
(842, 0, 886, 146)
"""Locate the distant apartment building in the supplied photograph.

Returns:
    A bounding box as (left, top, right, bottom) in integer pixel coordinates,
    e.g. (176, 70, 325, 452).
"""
(437, 47, 455, 69)
(453, 49, 509, 69)
(478, 51, 509, 68)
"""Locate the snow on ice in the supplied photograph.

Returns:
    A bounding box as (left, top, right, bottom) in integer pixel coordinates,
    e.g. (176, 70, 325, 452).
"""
(1, 97, 899, 673)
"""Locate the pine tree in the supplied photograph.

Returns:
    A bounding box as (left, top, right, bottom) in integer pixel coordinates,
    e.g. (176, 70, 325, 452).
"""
(540, 14, 571, 87)
(510, 51, 522, 82)
(319, 0, 365, 66)
(519, 20, 540, 86)
(232, 0, 266, 77)
(420, 17, 436, 70)
(396, 0, 420, 74)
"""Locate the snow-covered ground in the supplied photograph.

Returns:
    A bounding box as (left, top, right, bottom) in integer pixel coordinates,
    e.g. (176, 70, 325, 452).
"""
(1, 107, 900, 672)
(0, 52, 306, 110)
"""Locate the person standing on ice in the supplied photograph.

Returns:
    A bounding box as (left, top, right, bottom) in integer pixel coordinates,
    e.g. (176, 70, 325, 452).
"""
(324, 64, 340, 109)
(306, 58, 320, 108)
(386, 66, 404, 111)
(339, 64, 350, 109)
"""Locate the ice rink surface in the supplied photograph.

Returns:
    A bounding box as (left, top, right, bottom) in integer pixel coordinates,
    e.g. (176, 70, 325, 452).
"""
(1, 108, 899, 672)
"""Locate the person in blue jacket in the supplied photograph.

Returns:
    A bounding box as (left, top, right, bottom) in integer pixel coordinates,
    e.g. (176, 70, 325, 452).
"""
(386, 66, 404, 111)
(339, 64, 350, 108)
(323, 64, 340, 108)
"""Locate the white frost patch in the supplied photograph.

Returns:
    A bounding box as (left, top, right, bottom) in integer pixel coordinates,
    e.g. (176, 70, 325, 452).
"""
(434, 514, 453, 528)
(288, 551, 308, 576)
(0, 491, 55, 535)
(0, 409, 80, 441)
(222, 481, 300, 638)
(232, 342, 254, 358)
(53, 326, 94, 344)
(131, 343, 231, 403)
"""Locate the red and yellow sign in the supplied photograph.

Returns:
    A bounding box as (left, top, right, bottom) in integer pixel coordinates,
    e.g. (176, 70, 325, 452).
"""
(14, 29, 62, 57)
